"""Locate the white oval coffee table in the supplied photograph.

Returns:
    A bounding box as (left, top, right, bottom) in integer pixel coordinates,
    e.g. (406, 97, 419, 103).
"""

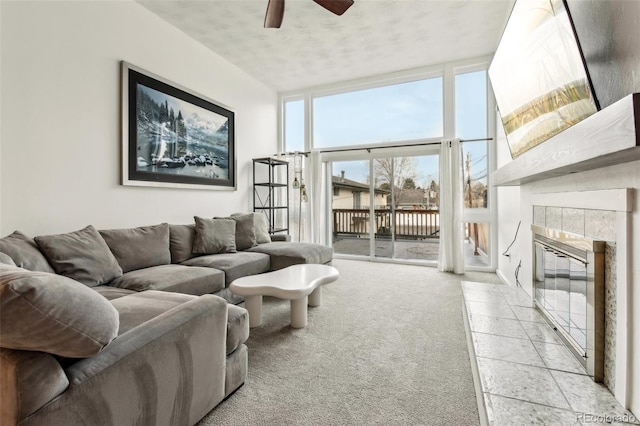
(229, 264, 339, 328)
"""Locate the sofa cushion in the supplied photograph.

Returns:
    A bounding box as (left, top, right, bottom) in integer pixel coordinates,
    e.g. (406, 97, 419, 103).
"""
(227, 214, 257, 251)
(270, 233, 292, 242)
(226, 304, 249, 355)
(169, 224, 198, 264)
(0, 265, 119, 358)
(0, 348, 70, 424)
(181, 252, 270, 286)
(93, 285, 136, 301)
(247, 242, 334, 271)
(193, 217, 236, 254)
(0, 231, 54, 273)
(109, 290, 197, 335)
(99, 223, 170, 273)
(232, 212, 271, 244)
(108, 264, 225, 296)
(34, 225, 123, 287)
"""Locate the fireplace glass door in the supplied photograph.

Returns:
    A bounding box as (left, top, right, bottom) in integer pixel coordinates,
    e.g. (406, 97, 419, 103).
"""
(534, 242, 588, 356)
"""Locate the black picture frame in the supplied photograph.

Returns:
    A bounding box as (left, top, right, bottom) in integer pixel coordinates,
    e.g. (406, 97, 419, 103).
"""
(121, 62, 236, 190)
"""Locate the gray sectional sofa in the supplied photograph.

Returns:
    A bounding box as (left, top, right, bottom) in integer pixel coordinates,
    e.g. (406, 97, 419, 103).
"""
(0, 213, 333, 426)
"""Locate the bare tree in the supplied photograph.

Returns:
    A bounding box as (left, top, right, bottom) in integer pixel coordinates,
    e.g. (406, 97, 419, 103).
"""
(374, 157, 419, 208)
(465, 181, 487, 208)
(424, 179, 439, 210)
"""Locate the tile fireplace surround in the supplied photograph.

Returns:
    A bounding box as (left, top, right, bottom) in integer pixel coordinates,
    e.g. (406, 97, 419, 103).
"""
(533, 208, 613, 388)
(465, 187, 634, 423)
(529, 188, 632, 397)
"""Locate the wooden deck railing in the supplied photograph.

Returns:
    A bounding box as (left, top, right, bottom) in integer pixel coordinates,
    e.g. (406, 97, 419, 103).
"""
(333, 208, 440, 239)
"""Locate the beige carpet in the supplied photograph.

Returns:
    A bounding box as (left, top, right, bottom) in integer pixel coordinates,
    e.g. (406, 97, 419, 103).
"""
(198, 259, 502, 426)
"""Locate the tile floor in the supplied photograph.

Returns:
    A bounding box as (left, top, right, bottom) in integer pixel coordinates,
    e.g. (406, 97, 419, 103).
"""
(462, 281, 639, 425)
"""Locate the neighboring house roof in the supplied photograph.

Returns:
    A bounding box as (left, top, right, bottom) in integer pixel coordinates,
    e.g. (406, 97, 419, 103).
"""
(332, 175, 389, 194)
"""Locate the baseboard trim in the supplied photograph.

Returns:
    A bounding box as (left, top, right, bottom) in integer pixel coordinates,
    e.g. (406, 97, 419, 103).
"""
(495, 269, 511, 286)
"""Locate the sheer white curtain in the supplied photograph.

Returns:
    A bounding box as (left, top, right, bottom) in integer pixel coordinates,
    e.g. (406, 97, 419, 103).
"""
(307, 150, 328, 245)
(438, 139, 465, 274)
(278, 153, 304, 242)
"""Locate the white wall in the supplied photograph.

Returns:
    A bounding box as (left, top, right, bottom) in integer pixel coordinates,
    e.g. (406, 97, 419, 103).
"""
(495, 115, 521, 287)
(0, 1, 277, 236)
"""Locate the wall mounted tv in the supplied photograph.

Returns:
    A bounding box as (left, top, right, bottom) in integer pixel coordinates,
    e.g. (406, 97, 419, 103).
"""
(489, 0, 600, 159)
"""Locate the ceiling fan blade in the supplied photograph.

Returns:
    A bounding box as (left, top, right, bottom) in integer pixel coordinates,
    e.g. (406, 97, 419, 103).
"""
(264, 0, 285, 28)
(313, 0, 354, 16)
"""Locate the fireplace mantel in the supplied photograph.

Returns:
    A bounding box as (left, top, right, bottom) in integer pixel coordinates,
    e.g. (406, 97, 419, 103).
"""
(493, 93, 640, 186)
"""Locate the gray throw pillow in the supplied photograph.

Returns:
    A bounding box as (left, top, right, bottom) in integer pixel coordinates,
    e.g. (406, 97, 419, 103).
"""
(223, 214, 256, 251)
(253, 213, 272, 244)
(34, 225, 123, 287)
(192, 217, 236, 254)
(99, 223, 171, 273)
(232, 212, 271, 244)
(0, 264, 119, 358)
(0, 231, 55, 273)
(169, 224, 198, 263)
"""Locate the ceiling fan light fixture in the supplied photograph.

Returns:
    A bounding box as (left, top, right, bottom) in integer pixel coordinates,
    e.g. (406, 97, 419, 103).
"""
(264, 0, 354, 28)
(313, 0, 354, 16)
(264, 0, 285, 28)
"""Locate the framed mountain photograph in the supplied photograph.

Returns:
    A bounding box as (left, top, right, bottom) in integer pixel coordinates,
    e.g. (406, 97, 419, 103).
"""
(121, 62, 236, 190)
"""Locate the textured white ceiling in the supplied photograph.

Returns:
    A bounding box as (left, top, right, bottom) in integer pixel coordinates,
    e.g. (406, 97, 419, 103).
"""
(138, 0, 514, 92)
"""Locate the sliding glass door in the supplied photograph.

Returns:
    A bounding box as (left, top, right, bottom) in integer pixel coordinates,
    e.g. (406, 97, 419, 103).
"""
(331, 160, 372, 257)
(330, 152, 439, 264)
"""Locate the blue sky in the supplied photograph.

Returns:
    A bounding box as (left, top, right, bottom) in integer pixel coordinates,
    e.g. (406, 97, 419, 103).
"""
(285, 70, 488, 187)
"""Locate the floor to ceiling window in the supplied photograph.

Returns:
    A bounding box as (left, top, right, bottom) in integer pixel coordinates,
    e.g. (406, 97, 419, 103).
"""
(280, 58, 495, 270)
(456, 68, 492, 268)
(313, 78, 443, 148)
(283, 98, 305, 153)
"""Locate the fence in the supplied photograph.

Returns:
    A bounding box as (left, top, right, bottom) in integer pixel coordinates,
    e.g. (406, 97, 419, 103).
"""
(333, 209, 440, 239)
(466, 222, 489, 255)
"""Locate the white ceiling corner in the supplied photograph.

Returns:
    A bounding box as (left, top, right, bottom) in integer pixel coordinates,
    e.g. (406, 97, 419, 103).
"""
(137, 0, 514, 93)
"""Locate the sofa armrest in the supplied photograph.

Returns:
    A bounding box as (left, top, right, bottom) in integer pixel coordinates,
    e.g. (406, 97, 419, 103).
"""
(269, 233, 291, 242)
(0, 349, 69, 425)
(23, 295, 228, 426)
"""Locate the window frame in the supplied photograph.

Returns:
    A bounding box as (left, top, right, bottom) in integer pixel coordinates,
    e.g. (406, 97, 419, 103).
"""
(278, 56, 497, 271)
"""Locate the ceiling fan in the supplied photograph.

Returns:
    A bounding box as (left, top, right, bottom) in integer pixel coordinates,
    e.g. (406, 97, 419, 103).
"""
(264, 0, 354, 28)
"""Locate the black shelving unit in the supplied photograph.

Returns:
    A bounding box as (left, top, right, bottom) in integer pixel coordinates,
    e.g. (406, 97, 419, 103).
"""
(253, 157, 289, 235)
